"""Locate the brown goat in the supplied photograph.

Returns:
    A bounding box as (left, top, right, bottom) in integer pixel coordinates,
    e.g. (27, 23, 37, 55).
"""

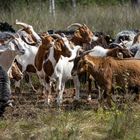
(9, 62, 23, 81)
(72, 55, 140, 105)
(67, 23, 93, 46)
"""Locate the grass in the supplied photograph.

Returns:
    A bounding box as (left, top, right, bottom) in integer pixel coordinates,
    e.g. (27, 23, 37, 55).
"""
(0, 2, 140, 37)
(0, 2, 140, 140)
(0, 103, 139, 140)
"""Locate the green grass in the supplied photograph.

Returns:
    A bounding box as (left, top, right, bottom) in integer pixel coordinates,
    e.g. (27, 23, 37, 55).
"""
(1, 2, 140, 37)
(1, 2, 140, 140)
(0, 103, 139, 140)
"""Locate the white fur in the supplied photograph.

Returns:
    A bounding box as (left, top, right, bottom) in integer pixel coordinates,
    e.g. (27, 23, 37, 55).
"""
(88, 45, 108, 57)
(50, 45, 81, 105)
(0, 36, 25, 72)
(14, 28, 41, 89)
(115, 30, 136, 43)
(40, 37, 81, 105)
(92, 35, 98, 41)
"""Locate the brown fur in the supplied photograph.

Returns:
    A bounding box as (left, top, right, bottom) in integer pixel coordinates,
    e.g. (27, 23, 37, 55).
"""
(22, 28, 37, 44)
(26, 64, 36, 73)
(106, 48, 132, 58)
(43, 60, 54, 80)
(71, 24, 93, 46)
(54, 39, 71, 61)
(9, 62, 23, 81)
(35, 34, 54, 71)
(91, 36, 108, 49)
(42, 37, 72, 85)
(77, 55, 140, 94)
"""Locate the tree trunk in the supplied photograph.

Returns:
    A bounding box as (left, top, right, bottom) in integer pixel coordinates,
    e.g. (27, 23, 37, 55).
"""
(49, 0, 52, 14)
(131, 0, 140, 7)
(72, 0, 76, 16)
(49, 0, 55, 17)
(52, 0, 55, 17)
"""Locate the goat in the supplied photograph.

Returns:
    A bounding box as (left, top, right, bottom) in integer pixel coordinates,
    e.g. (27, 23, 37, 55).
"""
(0, 33, 26, 115)
(72, 55, 140, 105)
(90, 32, 114, 49)
(67, 23, 93, 47)
(14, 20, 42, 93)
(88, 45, 132, 58)
(114, 30, 138, 49)
(70, 45, 132, 95)
(0, 33, 25, 72)
(8, 61, 23, 81)
(35, 32, 54, 72)
(128, 32, 140, 58)
(35, 34, 75, 105)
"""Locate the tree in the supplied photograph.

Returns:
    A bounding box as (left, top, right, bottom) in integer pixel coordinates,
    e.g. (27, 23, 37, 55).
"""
(49, 0, 56, 17)
(131, 0, 140, 7)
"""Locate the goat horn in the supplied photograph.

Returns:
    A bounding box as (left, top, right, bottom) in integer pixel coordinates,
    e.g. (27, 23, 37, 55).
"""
(15, 19, 28, 28)
(75, 49, 94, 59)
(109, 43, 124, 48)
(67, 23, 82, 29)
(17, 28, 24, 33)
(50, 34, 62, 39)
(22, 35, 36, 46)
(82, 49, 95, 55)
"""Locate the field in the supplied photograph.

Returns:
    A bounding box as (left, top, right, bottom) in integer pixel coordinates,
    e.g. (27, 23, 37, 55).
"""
(0, 2, 140, 140)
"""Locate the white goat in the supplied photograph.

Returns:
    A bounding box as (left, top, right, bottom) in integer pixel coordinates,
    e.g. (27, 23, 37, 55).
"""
(14, 20, 42, 92)
(0, 33, 25, 73)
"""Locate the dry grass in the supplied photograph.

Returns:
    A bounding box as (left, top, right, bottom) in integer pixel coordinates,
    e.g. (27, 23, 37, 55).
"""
(1, 2, 140, 36)
(0, 2, 140, 140)
(0, 102, 139, 140)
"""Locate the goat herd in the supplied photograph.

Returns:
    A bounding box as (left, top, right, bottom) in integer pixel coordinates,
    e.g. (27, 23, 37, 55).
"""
(0, 20, 140, 116)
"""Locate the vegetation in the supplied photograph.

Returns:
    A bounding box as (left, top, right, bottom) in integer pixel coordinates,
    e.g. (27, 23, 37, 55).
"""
(0, 1, 140, 37)
(0, 102, 140, 140)
(0, 1, 140, 140)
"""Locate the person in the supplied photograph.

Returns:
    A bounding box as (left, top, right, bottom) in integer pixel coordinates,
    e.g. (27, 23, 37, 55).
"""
(0, 65, 11, 117)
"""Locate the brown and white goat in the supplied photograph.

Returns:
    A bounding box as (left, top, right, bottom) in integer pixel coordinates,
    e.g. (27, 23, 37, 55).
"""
(34, 34, 74, 104)
(35, 32, 54, 71)
(67, 23, 93, 47)
(88, 45, 132, 58)
(14, 20, 42, 93)
(72, 55, 140, 105)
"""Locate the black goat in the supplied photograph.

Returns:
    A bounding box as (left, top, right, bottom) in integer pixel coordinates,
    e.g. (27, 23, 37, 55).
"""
(0, 22, 15, 33)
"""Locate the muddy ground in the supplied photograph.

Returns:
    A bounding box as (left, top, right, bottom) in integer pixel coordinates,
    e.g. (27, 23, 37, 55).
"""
(4, 78, 140, 119)
(4, 87, 101, 119)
